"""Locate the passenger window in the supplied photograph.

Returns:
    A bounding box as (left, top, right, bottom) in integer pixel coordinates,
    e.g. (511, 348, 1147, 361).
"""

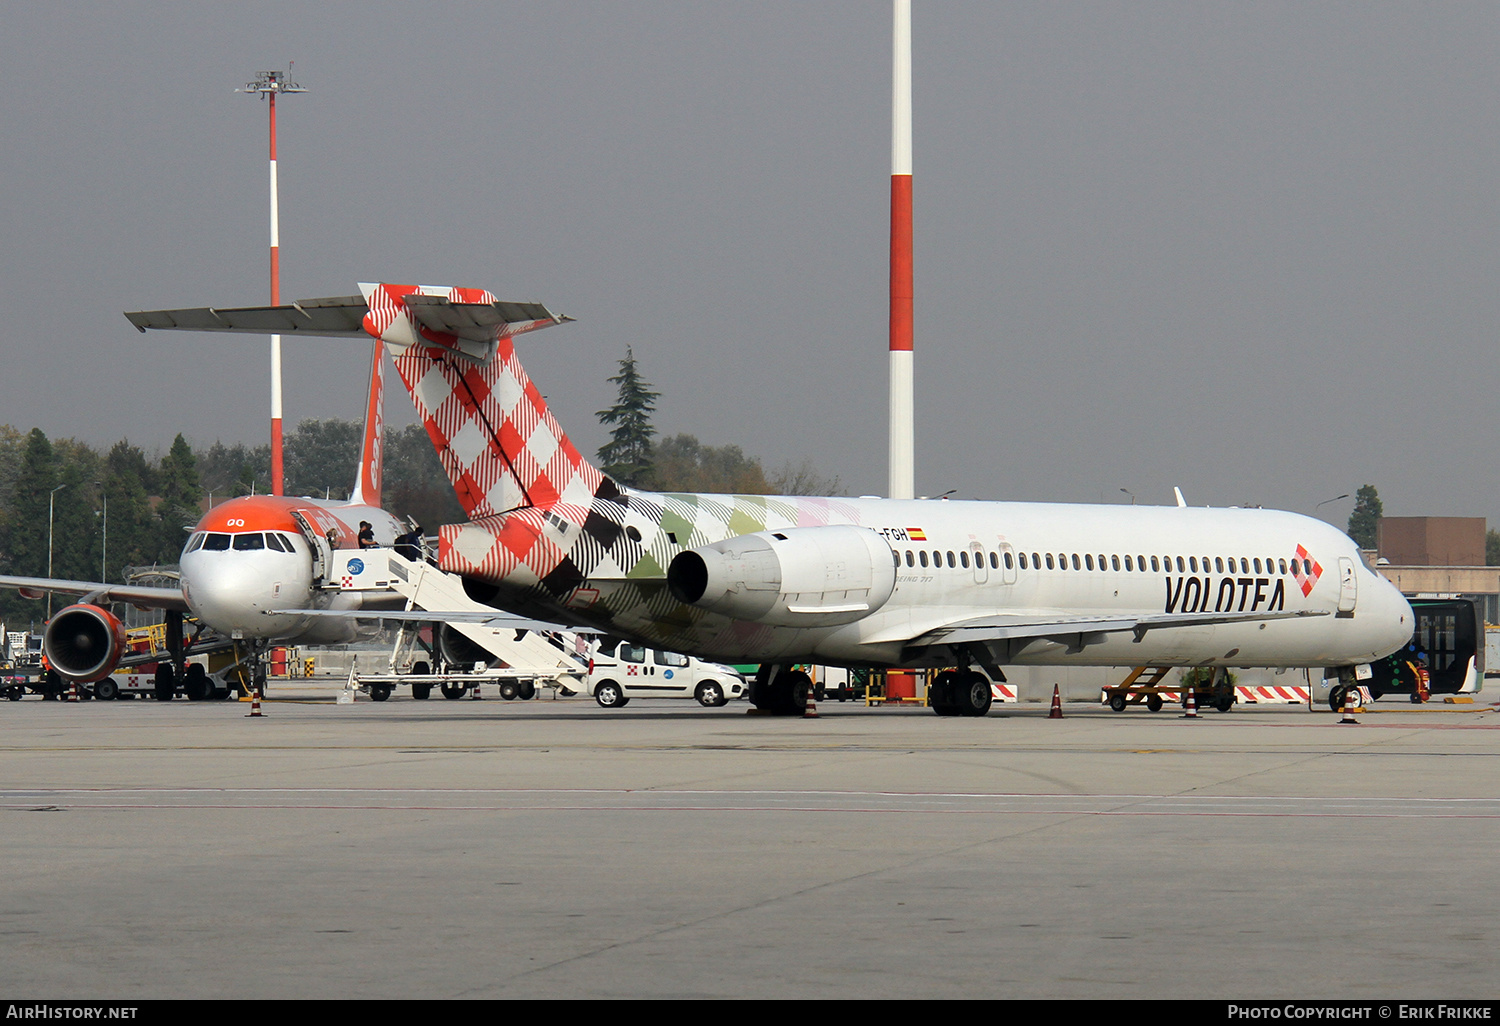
(1150, 556, 1159, 572)
(1111, 555, 1120, 572)
(1084, 554, 1094, 571)
(1071, 554, 1080, 570)
(620, 644, 647, 663)
(1002, 552, 1012, 570)
(1046, 554, 1055, 570)
(1032, 552, 1041, 569)
(1242, 558, 1250, 574)
(1215, 557, 1223, 573)
(1175, 556, 1185, 573)
(947, 551, 956, 568)
(959, 551, 969, 569)
(1019, 552, 1028, 569)
(1279, 559, 1287, 575)
(919, 551, 929, 568)
(906, 551, 914, 567)
(1188, 557, 1198, 573)
(1254, 558, 1262, 574)
(1124, 554, 1133, 571)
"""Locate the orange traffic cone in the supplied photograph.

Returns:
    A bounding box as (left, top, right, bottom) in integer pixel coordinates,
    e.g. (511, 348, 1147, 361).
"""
(1339, 686, 1359, 724)
(1048, 684, 1063, 719)
(247, 689, 263, 717)
(803, 689, 819, 718)
(1182, 687, 1198, 719)
(67, 680, 79, 703)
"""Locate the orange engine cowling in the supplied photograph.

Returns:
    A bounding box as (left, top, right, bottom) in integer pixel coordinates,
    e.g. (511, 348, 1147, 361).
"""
(43, 604, 128, 683)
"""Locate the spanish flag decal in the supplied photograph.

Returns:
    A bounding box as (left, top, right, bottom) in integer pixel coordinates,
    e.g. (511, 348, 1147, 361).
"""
(907, 528, 927, 542)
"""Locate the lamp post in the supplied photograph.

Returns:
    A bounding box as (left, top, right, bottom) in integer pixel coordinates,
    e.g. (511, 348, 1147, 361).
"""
(95, 481, 106, 583)
(47, 484, 66, 618)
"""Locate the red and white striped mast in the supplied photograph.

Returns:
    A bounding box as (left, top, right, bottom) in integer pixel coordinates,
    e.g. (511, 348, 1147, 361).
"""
(238, 67, 306, 497)
(889, 0, 915, 501)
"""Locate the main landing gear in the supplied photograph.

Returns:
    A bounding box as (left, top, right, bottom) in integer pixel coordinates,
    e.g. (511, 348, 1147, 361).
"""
(927, 669, 993, 717)
(750, 665, 814, 715)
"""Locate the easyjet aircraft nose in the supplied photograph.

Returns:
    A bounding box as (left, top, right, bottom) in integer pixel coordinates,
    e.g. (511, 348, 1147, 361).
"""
(180, 529, 314, 639)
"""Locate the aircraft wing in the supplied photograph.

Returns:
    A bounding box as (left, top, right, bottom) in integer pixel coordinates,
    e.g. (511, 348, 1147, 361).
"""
(910, 608, 1329, 648)
(125, 293, 569, 342)
(0, 575, 189, 613)
(266, 608, 598, 634)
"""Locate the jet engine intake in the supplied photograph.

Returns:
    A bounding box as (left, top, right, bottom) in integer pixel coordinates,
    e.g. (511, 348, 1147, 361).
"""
(667, 525, 896, 628)
(43, 604, 128, 683)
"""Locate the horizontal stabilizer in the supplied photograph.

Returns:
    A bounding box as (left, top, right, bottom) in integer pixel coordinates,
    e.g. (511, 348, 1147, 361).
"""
(125, 288, 570, 343)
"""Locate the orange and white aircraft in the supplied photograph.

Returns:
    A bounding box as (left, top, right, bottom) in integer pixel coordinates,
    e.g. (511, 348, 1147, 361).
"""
(0, 340, 416, 696)
(122, 283, 1416, 716)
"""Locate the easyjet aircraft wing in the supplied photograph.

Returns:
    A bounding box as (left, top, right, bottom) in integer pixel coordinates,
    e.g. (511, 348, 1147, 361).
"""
(0, 574, 189, 612)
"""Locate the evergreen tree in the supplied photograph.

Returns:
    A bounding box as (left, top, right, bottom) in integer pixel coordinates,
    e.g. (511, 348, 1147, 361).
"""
(50, 443, 101, 582)
(595, 348, 659, 487)
(284, 418, 362, 499)
(384, 424, 464, 529)
(1486, 529, 1500, 567)
(0, 429, 58, 622)
(156, 434, 202, 560)
(103, 440, 156, 576)
(1346, 484, 1383, 550)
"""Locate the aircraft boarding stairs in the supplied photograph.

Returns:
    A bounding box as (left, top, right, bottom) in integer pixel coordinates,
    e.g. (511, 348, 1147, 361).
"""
(322, 546, 588, 687)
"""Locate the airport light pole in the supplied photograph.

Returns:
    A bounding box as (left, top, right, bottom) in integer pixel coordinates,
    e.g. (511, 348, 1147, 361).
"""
(94, 481, 106, 583)
(47, 484, 66, 619)
(238, 67, 306, 497)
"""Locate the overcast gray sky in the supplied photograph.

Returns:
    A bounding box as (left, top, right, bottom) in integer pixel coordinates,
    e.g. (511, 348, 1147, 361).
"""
(2, 2, 1495, 529)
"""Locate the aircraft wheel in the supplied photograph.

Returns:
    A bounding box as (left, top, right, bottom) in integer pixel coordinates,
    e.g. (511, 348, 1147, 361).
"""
(929, 671, 960, 716)
(1108, 692, 1127, 713)
(696, 680, 726, 708)
(595, 680, 626, 708)
(956, 671, 993, 716)
(153, 665, 174, 701)
(369, 684, 391, 702)
(184, 665, 211, 701)
(440, 683, 466, 700)
(1327, 685, 1345, 712)
(782, 671, 811, 714)
(1215, 695, 1234, 712)
(518, 680, 536, 700)
(412, 682, 431, 700)
(1146, 694, 1163, 713)
(498, 681, 519, 700)
(6, 685, 22, 701)
(94, 678, 119, 701)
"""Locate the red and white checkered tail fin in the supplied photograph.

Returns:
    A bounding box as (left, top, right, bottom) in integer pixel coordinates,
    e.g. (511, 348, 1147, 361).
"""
(357, 283, 598, 521)
(347, 339, 385, 509)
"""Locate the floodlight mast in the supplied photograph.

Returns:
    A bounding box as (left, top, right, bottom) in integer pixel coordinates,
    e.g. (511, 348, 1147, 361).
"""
(237, 67, 306, 497)
(888, 1, 914, 501)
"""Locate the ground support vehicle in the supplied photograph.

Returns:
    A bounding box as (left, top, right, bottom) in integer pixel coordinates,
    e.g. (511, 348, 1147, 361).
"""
(1325, 599, 1482, 711)
(347, 661, 584, 702)
(586, 641, 746, 708)
(1101, 666, 1236, 712)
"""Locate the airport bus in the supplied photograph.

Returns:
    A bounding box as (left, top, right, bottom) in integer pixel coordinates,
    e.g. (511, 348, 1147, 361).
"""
(1329, 598, 1481, 709)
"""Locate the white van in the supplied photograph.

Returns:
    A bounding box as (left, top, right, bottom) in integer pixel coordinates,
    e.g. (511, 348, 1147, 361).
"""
(587, 641, 747, 708)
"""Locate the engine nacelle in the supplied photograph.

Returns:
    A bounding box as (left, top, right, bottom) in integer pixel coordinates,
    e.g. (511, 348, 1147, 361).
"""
(43, 604, 128, 683)
(667, 525, 897, 628)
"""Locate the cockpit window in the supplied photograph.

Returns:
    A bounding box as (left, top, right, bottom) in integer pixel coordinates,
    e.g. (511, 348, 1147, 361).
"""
(264, 533, 286, 552)
(185, 533, 206, 554)
(276, 533, 297, 552)
(202, 533, 231, 551)
(232, 533, 265, 551)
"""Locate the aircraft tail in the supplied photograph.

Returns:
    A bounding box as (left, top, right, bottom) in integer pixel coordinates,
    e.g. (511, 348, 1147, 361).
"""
(357, 283, 610, 522)
(347, 339, 385, 508)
